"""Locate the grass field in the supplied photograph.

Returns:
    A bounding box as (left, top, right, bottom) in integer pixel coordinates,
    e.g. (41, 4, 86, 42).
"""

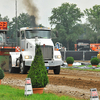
(0, 85, 85, 100)
(62, 65, 100, 72)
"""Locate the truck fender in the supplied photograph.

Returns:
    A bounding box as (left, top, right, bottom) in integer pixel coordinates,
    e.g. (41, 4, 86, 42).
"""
(9, 52, 20, 67)
(54, 50, 61, 55)
(54, 50, 62, 58)
(20, 51, 34, 61)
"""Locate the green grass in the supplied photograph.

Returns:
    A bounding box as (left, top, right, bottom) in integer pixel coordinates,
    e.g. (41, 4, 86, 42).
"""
(72, 65, 100, 68)
(0, 85, 83, 100)
(62, 65, 100, 72)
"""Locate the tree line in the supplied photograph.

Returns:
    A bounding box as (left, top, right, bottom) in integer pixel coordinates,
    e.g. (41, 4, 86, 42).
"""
(0, 2, 100, 50)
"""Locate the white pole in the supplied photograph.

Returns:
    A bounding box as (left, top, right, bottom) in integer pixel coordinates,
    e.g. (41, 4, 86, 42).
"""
(15, 0, 18, 46)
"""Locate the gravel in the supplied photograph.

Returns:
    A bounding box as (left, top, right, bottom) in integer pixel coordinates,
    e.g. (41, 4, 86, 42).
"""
(1, 77, 91, 99)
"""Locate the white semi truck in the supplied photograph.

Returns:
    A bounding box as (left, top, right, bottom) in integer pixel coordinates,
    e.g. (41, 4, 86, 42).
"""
(9, 27, 63, 74)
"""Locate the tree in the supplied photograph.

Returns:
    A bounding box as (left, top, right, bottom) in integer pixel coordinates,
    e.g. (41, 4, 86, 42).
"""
(0, 14, 10, 22)
(9, 13, 31, 44)
(84, 5, 100, 43)
(38, 24, 45, 27)
(49, 2, 84, 50)
(77, 23, 96, 43)
(0, 13, 46, 45)
(27, 44, 48, 88)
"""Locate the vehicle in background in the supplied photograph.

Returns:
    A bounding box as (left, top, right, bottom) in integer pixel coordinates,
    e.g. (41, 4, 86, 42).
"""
(0, 21, 18, 71)
(75, 39, 100, 51)
(90, 44, 100, 51)
(75, 39, 90, 51)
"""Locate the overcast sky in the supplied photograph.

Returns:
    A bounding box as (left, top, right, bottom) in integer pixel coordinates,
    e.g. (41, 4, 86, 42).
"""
(0, 0, 100, 28)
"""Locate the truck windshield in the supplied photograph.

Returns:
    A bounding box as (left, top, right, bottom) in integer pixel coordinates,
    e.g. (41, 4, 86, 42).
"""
(25, 30, 51, 39)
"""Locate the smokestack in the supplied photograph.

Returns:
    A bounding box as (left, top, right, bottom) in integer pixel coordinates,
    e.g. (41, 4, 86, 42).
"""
(30, 15, 37, 27)
(22, 0, 38, 27)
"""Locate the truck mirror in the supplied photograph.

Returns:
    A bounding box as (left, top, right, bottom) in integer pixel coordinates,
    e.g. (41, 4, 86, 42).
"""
(17, 31, 20, 37)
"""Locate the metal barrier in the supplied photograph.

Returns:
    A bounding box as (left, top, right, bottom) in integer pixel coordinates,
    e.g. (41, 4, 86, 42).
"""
(61, 51, 98, 61)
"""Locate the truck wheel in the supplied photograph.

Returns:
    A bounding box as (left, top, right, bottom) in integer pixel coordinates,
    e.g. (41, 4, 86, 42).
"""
(9, 56, 20, 73)
(15, 68, 20, 73)
(53, 66, 60, 74)
(20, 58, 28, 74)
(9, 56, 15, 73)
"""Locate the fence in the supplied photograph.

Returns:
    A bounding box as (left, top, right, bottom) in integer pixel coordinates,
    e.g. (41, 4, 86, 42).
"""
(61, 51, 98, 61)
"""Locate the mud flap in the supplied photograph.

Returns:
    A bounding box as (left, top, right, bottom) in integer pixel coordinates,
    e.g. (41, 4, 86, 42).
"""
(0, 55, 9, 71)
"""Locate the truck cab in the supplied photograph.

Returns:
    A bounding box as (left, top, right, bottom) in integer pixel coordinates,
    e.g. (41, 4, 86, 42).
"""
(9, 27, 63, 74)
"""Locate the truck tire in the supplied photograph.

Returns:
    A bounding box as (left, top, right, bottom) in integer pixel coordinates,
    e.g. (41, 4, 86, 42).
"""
(9, 56, 20, 73)
(8, 56, 15, 73)
(15, 68, 20, 73)
(9, 56, 14, 73)
(53, 66, 60, 74)
(20, 58, 28, 74)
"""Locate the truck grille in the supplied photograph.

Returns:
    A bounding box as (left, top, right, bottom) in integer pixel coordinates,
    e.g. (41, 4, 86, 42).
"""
(40, 45, 53, 60)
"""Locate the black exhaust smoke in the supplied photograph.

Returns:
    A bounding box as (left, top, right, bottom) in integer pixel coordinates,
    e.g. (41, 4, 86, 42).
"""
(22, 0, 38, 27)
(30, 15, 37, 27)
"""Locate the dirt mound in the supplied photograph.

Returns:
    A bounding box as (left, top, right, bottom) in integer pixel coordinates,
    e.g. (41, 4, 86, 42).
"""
(2, 69, 100, 99)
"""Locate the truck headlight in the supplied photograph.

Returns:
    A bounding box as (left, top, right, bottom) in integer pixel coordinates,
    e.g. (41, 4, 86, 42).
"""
(24, 55, 32, 59)
(55, 55, 61, 59)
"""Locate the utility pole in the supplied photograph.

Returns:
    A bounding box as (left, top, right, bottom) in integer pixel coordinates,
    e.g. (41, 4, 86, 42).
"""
(15, 0, 18, 46)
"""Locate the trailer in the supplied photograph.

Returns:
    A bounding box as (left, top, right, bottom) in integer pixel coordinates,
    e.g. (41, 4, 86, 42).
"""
(0, 21, 17, 71)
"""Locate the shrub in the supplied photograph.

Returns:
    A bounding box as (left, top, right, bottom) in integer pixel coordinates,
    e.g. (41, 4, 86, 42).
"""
(0, 67, 4, 79)
(27, 44, 49, 88)
(66, 57, 74, 64)
(91, 57, 99, 65)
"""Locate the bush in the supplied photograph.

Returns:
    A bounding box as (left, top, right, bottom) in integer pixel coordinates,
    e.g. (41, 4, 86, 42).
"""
(91, 57, 99, 65)
(27, 44, 49, 88)
(0, 67, 4, 79)
(66, 57, 74, 64)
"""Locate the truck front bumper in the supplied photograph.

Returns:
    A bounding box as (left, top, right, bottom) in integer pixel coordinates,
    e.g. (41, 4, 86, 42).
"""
(46, 60, 64, 67)
(25, 59, 64, 67)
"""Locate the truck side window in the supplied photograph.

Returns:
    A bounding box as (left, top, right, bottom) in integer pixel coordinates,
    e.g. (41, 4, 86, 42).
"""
(21, 31, 25, 39)
(26, 31, 29, 39)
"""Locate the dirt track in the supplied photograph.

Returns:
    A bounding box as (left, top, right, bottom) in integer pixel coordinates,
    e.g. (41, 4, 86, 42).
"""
(2, 69, 100, 99)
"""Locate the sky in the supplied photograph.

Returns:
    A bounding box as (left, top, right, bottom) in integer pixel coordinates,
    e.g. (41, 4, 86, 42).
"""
(0, 0, 100, 28)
